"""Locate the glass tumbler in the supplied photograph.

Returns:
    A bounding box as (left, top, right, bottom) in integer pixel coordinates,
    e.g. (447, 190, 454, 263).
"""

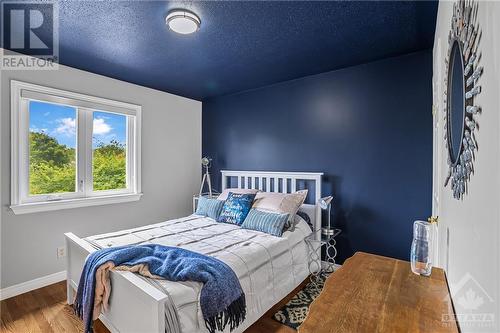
(410, 220, 432, 276)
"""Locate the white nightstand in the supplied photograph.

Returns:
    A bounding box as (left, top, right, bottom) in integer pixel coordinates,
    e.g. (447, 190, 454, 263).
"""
(305, 228, 341, 287)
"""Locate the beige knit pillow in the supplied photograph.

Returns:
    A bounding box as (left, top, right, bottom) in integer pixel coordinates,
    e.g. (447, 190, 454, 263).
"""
(252, 190, 308, 220)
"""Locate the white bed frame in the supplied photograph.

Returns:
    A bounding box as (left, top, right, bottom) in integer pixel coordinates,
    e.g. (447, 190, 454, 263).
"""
(65, 170, 323, 333)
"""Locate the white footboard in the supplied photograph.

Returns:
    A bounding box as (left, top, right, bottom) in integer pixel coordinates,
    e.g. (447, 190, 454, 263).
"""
(65, 232, 167, 333)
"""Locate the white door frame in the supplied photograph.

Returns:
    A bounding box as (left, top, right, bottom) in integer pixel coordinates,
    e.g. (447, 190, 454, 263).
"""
(432, 38, 444, 270)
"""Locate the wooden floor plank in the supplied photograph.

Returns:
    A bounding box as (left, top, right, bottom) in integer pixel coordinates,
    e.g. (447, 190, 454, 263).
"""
(40, 287, 72, 333)
(1, 296, 31, 333)
(16, 292, 50, 332)
(0, 301, 17, 333)
(1, 280, 306, 333)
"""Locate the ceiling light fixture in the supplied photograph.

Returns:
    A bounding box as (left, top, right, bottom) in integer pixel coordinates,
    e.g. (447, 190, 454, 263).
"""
(166, 10, 200, 35)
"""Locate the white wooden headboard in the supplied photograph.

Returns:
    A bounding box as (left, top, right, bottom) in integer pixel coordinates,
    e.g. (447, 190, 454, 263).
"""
(221, 170, 323, 238)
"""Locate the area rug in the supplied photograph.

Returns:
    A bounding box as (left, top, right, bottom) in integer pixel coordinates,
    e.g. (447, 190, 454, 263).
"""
(272, 274, 329, 330)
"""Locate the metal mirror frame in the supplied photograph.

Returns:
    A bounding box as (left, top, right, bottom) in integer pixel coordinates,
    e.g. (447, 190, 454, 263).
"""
(443, 0, 483, 200)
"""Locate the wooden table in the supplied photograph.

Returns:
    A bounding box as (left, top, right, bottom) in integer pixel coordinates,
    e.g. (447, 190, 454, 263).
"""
(299, 252, 459, 333)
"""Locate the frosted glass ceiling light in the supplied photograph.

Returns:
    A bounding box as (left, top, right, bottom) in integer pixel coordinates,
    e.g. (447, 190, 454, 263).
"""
(166, 10, 200, 35)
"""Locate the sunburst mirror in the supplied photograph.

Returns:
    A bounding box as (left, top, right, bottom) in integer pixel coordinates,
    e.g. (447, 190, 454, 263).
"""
(443, 0, 483, 200)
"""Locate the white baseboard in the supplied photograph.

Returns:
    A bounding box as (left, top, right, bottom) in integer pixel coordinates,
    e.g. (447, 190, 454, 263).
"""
(0, 270, 66, 301)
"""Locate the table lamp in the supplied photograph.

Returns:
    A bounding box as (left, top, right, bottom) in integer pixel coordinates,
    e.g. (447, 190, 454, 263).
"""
(319, 196, 334, 236)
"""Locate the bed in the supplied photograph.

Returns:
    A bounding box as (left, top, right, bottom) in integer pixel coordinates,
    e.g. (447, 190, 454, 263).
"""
(65, 170, 323, 333)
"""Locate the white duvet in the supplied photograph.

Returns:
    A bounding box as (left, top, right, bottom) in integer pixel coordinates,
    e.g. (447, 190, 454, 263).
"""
(85, 215, 311, 333)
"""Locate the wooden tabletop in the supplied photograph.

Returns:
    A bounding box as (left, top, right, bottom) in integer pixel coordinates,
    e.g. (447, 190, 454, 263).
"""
(299, 252, 459, 333)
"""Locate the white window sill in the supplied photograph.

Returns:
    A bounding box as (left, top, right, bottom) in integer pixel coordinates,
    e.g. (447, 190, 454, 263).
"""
(10, 193, 143, 215)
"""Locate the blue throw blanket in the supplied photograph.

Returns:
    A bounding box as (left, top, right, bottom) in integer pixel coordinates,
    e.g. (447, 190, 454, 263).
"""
(74, 244, 246, 333)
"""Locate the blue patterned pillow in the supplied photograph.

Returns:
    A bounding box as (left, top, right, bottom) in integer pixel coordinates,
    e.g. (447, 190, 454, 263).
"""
(241, 209, 289, 237)
(195, 196, 225, 220)
(217, 192, 256, 225)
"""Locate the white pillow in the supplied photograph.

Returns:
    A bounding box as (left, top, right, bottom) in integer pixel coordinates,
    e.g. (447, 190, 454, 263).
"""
(252, 190, 308, 220)
(217, 188, 260, 201)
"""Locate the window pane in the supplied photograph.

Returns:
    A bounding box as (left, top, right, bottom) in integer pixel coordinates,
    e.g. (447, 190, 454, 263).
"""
(29, 101, 77, 195)
(92, 111, 127, 191)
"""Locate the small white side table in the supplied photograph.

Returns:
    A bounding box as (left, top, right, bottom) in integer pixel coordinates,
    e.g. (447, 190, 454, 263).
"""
(305, 229, 342, 287)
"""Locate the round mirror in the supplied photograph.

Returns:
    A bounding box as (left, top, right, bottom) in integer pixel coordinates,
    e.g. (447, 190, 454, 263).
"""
(443, 1, 483, 200)
(446, 40, 465, 165)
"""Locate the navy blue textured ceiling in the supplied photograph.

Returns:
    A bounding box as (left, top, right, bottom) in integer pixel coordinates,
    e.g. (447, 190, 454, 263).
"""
(6, 1, 438, 100)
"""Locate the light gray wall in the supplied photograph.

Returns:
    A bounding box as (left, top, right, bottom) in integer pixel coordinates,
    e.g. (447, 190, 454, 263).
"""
(433, 2, 500, 331)
(0, 56, 202, 289)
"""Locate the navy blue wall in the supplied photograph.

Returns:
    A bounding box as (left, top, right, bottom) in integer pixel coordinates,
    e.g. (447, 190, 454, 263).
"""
(202, 50, 433, 263)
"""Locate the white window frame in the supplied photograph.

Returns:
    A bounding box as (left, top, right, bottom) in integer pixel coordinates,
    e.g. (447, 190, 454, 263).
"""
(10, 80, 142, 214)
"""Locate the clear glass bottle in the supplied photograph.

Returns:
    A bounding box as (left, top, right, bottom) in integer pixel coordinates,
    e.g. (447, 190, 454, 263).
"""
(410, 220, 432, 276)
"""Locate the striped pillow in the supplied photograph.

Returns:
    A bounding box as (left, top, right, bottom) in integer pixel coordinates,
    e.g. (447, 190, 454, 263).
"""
(241, 209, 289, 237)
(195, 196, 225, 220)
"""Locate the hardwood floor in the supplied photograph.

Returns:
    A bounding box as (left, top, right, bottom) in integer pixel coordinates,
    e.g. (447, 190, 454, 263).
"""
(1, 280, 303, 333)
(1, 282, 82, 333)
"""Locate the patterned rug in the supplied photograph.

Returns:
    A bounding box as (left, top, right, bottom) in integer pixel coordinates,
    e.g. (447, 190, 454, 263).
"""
(272, 274, 328, 330)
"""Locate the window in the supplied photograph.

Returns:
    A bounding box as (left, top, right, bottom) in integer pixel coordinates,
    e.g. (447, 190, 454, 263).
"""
(92, 111, 128, 191)
(11, 81, 142, 214)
